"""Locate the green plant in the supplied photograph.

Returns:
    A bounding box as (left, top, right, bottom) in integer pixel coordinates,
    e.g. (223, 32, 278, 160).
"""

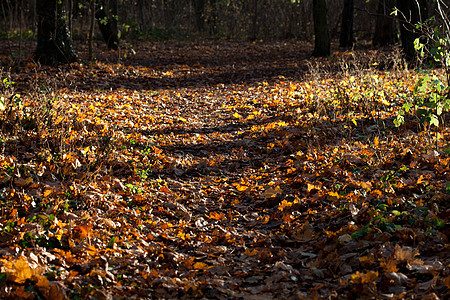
(395, 2, 450, 130)
(395, 72, 449, 128)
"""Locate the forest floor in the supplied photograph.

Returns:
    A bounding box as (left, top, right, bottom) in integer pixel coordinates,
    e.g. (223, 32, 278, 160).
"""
(0, 40, 448, 299)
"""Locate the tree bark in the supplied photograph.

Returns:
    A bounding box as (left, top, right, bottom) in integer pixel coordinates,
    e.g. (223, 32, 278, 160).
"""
(89, 0, 95, 61)
(95, 0, 119, 50)
(339, 0, 354, 48)
(397, 0, 427, 61)
(249, 0, 258, 41)
(193, 0, 206, 32)
(312, 0, 330, 57)
(35, 0, 77, 65)
(373, 0, 396, 47)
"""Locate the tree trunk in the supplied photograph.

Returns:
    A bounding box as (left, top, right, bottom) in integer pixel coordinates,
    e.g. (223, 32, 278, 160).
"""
(193, 0, 206, 32)
(35, 0, 77, 65)
(89, 0, 95, 61)
(312, 0, 330, 57)
(373, 0, 396, 47)
(208, 0, 217, 35)
(95, 0, 119, 50)
(339, 0, 354, 48)
(397, 0, 427, 61)
(249, 0, 258, 41)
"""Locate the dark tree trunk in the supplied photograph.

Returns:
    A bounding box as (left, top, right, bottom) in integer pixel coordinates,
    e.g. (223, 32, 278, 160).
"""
(193, 0, 206, 32)
(397, 0, 428, 61)
(249, 0, 258, 41)
(95, 0, 119, 50)
(208, 0, 217, 35)
(339, 0, 354, 48)
(312, 0, 330, 57)
(373, 0, 396, 47)
(35, 0, 77, 65)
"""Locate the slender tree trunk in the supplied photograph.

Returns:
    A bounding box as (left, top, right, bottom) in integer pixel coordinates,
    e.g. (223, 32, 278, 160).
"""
(89, 0, 95, 61)
(35, 0, 77, 65)
(373, 0, 396, 47)
(208, 0, 217, 35)
(95, 0, 119, 50)
(249, 0, 258, 41)
(68, 0, 73, 40)
(339, 0, 354, 48)
(397, 0, 427, 61)
(312, 0, 330, 57)
(193, 0, 206, 32)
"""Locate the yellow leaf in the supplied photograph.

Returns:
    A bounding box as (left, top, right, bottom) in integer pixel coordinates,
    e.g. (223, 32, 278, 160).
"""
(235, 184, 248, 192)
(307, 183, 321, 192)
(327, 191, 340, 199)
(233, 112, 242, 119)
(278, 199, 293, 211)
(179, 117, 187, 122)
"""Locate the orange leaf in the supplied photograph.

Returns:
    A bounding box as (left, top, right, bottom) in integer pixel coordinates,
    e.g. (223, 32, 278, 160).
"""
(152, 146, 163, 154)
(159, 185, 171, 194)
(43, 189, 53, 197)
(86, 245, 98, 256)
(350, 271, 379, 284)
(193, 262, 211, 270)
(4, 256, 33, 284)
(209, 211, 225, 221)
(244, 248, 259, 256)
(374, 136, 379, 146)
(74, 224, 92, 240)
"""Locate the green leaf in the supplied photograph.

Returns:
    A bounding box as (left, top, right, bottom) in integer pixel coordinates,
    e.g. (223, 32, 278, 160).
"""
(394, 115, 404, 127)
(107, 236, 116, 248)
(414, 38, 424, 51)
(0, 272, 6, 284)
(429, 115, 439, 127)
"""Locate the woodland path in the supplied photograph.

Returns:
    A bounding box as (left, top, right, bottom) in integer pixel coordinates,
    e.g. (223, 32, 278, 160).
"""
(0, 40, 448, 299)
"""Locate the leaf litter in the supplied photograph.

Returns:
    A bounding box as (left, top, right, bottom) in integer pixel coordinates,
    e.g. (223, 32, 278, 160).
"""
(0, 40, 448, 299)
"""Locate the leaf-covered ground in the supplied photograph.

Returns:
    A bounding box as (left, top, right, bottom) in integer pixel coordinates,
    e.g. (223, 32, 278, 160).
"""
(0, 41, 448, 299)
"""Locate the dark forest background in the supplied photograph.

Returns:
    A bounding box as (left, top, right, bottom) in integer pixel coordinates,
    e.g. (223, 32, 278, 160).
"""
(0, 0, 448, 61)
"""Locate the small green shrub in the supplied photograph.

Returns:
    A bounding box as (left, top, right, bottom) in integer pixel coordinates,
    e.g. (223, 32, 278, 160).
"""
(395, 2, 449, 129)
